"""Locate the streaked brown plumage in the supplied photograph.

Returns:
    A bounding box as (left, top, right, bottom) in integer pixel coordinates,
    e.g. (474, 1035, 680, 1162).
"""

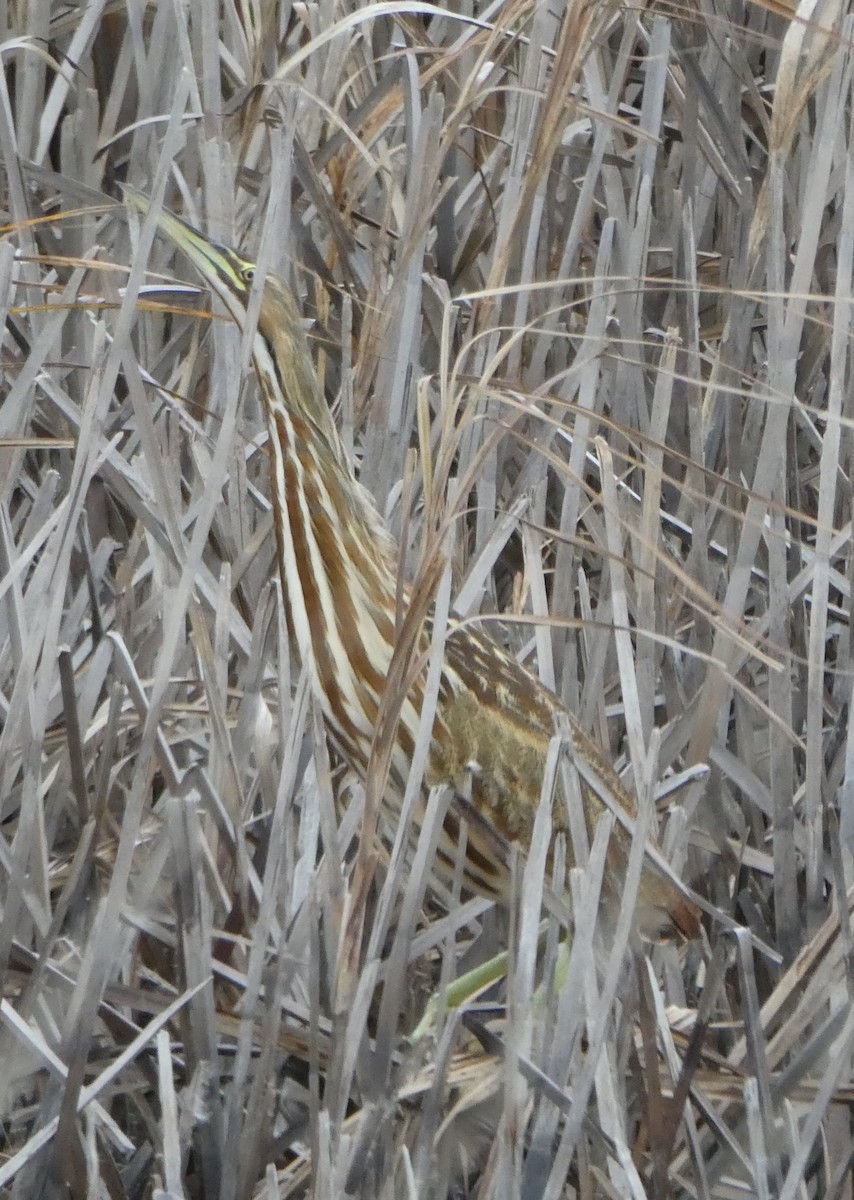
(128, 192, 700, 942)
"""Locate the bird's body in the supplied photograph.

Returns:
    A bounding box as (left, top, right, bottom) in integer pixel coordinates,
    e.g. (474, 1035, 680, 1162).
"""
(129, 193, 700, 942)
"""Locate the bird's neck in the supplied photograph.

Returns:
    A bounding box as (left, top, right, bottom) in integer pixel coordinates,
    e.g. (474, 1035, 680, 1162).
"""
(263, 391, 401, 766)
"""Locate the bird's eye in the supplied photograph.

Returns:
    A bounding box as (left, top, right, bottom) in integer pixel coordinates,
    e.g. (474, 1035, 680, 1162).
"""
(242, 266, 255, 284)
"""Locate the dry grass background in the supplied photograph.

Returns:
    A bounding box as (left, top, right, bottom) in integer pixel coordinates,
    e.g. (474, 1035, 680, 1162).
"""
(1, 0, 854, 1196)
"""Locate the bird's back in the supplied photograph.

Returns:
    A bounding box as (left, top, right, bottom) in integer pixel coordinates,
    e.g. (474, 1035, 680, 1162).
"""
(424, 625, 701, 941)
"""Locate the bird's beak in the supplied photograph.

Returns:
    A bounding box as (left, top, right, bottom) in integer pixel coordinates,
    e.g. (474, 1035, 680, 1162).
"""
(123, 186, 242, 294)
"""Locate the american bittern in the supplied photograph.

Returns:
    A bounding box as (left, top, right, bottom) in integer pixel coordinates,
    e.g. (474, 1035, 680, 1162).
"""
(128, 193, 700, 942)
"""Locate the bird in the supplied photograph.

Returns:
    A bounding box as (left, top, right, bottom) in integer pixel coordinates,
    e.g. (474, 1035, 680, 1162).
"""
(125, 190, 701, 942)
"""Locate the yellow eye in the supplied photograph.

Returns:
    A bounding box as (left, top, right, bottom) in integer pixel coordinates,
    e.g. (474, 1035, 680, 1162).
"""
(242, 266, 255, 284)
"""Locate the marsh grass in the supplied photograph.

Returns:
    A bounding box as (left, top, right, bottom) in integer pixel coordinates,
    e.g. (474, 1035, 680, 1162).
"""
(2, 1, 854, 1197)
